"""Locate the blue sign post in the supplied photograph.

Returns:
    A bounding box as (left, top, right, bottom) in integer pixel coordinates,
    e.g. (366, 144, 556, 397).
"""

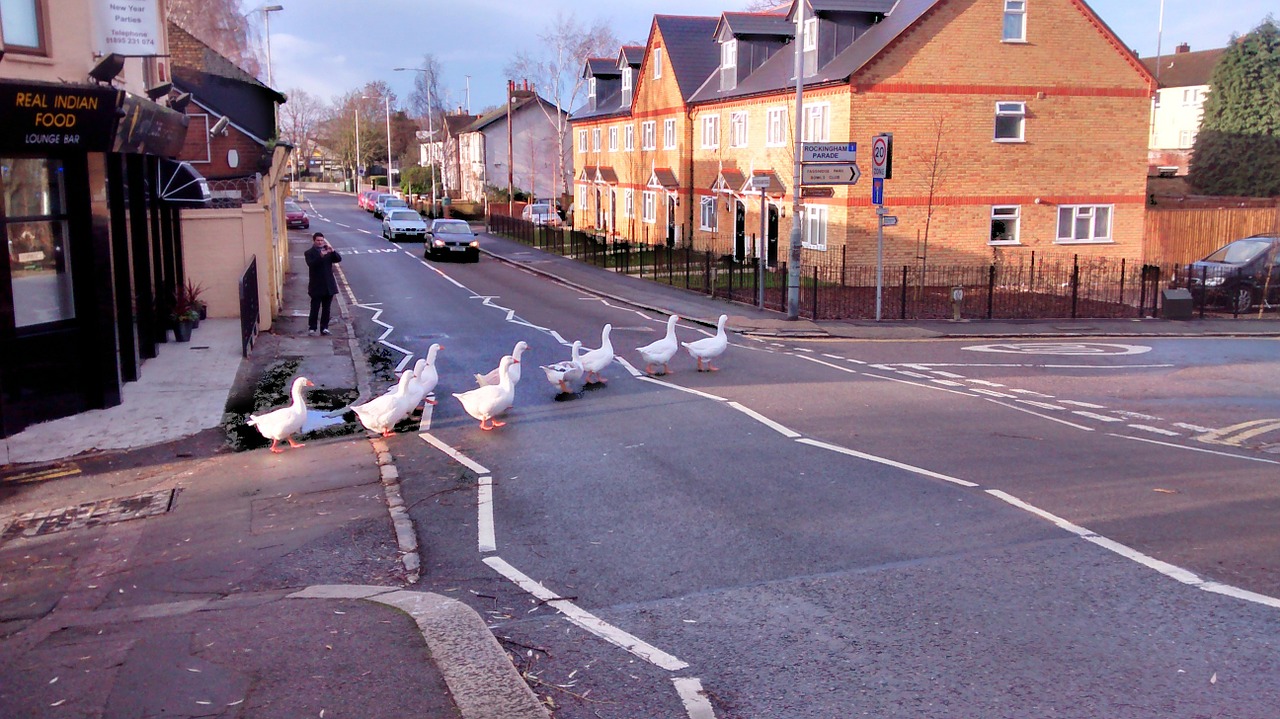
(871, 177, 884, 206)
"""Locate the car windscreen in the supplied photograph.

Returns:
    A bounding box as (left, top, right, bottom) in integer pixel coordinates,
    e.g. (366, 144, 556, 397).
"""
(284, 203, 302, 212)
(1203, 239, 1271, 265)
(433, 223, 472, 235)
(389, 211, 420, 221)
(384, 199, 407, 206)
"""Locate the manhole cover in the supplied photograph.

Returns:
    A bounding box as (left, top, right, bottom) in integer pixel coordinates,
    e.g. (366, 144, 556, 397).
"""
(2, 488, 176, 541)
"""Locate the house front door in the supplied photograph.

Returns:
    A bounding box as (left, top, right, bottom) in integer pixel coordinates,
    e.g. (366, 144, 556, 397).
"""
(734, 201, 746, 260)
(666, 196, 676, 247)
(767, 205, 779, 267)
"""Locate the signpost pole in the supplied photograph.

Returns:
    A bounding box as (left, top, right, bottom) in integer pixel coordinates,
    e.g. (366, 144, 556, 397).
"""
(758, 186, 767, 308)
(876, 206, 885, 322)
(787, 0, 806, 321)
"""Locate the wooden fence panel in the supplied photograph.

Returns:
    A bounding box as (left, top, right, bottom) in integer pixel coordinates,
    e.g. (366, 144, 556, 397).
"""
(1144, 205, 1280, 264)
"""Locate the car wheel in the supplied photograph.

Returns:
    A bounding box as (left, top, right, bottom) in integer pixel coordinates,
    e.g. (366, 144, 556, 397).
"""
(1232, 286, 1255, 313)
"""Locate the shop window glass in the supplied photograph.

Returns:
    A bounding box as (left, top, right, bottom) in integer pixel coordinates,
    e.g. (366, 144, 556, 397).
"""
(4, 157, 75, 327)
(1, 0, 43, 50)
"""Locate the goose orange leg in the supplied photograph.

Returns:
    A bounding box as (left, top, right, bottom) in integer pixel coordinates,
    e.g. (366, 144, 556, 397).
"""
(287, 437, 305, 449)
(269, 439, 283, 453)
(558, 380, 570, 393)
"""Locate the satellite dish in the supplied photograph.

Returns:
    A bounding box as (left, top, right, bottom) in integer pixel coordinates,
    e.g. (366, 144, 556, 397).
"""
(209, 116, 230, 137)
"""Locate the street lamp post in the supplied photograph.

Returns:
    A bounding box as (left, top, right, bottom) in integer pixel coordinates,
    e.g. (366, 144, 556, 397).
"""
(394, 66, 439, 213)
(262, 5, 283, 126)
(383, 95, 394, 193)
(354, 103, 362, 193)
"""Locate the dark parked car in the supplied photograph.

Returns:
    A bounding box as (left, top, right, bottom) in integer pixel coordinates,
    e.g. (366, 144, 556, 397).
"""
(284, 200, 309, 229)
(1183, 234, 1280, 313)
(425, 219, 478, 262)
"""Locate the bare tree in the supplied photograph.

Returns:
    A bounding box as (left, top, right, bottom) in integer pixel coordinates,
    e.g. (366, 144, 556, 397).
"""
(406, 54, 449, 123)
(742, 0, 790, 11)
(916, 114, 947, 297)
(279, 89, 326, 177)
(505, 11, 618, 210)
(167, 0, 262, 78)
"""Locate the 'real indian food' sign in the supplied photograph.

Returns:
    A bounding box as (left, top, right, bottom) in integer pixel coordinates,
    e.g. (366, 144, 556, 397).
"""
(0, 81, 123, 152)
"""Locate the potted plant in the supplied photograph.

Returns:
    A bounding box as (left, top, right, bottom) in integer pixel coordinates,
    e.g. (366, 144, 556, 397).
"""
(170, 286, 200, 342)
(183, 280, 207, 325)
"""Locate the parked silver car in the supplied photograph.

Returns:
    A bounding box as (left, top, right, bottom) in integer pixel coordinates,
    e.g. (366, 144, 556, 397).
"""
(374, 195, 407, 219)
(382, 209, 429, 242)
(425, 219, 479, 262)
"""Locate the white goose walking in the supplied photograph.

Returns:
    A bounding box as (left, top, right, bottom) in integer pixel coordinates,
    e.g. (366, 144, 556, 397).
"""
(454, 355, 517, 430)
(476, 340, 527, 387)
(579, 323, 614, 384)
(635, 314, 680, 375)
(681, 314, 729, 371)
(247, 376, 313, 453)
(409, 343, 442, 406)
(352, 370, 418, 437)
(540, 341, 585, 394)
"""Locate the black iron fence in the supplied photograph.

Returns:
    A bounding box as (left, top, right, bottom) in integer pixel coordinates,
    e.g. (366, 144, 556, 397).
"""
(240, 255, 259, 357)
(487, 214, 1270, 320)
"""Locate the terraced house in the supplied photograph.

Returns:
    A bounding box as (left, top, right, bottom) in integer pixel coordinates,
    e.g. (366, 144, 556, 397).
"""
(570, 0, 1154, 269)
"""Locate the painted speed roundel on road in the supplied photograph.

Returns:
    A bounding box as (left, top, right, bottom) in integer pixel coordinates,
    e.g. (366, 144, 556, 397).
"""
(962, 342, 1153, 356)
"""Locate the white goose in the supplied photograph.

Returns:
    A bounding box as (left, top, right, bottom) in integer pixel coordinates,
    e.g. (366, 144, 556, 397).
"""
(247, 376, 313, 453)
(476, 340, 527, 387)
(454, 355, 517, 431)
(352, 370, 418, 437)
(635, 314, 680, 375)
(681, 314, 729, 371)
(540, 341, 584, 394)
(578, 323, 614, 384)
(409, 343, 442, 405)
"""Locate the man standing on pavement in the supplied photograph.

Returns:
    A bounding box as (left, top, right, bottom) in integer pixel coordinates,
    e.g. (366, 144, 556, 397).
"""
(305, 231, 342, 336)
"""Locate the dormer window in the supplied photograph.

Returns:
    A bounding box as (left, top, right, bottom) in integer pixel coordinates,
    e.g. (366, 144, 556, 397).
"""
(802, 17, 818, 76)
(621, 68, 633, 105)
(588, 77, 597, 100)
(720, 39, 738, 91)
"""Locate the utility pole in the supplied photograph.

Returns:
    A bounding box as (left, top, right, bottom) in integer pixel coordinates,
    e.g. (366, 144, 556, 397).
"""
(507, 80, 514, 215)
(384, 95, 393, 193)
(354, 105, 362, 193)
(787, 0, 806, 320)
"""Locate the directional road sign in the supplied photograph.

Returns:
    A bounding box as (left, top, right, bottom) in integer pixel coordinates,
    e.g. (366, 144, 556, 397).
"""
(801, 142, 857, 163)
(801, 186, 835, 198)
(881, 215, 898, 226)
(801, 163, 861, 186)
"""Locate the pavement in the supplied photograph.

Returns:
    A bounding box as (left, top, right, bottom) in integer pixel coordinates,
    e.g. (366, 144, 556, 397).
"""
(1, 195, 1277, 718)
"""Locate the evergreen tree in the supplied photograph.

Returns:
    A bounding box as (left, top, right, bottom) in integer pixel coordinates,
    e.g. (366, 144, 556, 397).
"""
(1187, 17, 1280, 197)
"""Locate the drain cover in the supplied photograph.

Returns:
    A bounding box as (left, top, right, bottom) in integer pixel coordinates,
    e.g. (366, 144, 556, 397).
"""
(2, 488, 176, 541)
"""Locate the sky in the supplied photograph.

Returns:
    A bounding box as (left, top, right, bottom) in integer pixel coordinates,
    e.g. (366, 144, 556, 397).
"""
(260, 0, 1274, 116)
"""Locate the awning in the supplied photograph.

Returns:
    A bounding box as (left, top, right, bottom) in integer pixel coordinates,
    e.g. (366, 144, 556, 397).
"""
(596, 166, 619, 184)
(714, 168, 746, 193)
(648, 168, 679, 190)
(157, 159, 212, 204)
(578, 166, 598, 182)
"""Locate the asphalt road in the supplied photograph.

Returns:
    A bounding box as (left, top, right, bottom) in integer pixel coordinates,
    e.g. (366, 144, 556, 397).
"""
(305, 192, 1280, 719)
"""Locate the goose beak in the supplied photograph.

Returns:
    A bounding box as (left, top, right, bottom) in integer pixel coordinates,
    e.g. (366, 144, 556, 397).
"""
(304, 379, 315, 387)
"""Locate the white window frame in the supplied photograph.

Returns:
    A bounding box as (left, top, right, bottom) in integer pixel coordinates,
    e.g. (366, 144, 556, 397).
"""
(624, 189, 635, 218)
(624, 124, 635, 151)
(591, 127, 602, 152)
(653, 48, 662, 79)
(699, 196, 718, 231)
(701, 114, 720, 149)
(994, 101, 1026, 142)
(622, 68, 633, 94)
(663, 118, 677, 149)
(729, 111, 748, 148)
(1002, 0, 1027, 42)
(766, 107, 786, 147)
(1, 0, 44, 51)
(608, 126, 618, 152)
(722, 39, 737, 69)
(803, 18, 818, 51)
(802, 103, 829, 142)
(578, 129, 587, 153)
(588, 77, 597, 101)
(1056, 205, 1114, 244)
(642, 190, 657, 223)
(641, 121, 656, 150)
(802, 204, 828, 250)
(990, 206, 1021, 245)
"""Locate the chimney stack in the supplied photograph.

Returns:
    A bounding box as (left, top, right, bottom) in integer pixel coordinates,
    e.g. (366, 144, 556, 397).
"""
(1175, 43, 1190, 54)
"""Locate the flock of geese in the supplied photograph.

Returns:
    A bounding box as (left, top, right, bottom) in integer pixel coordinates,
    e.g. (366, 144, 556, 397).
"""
(247, 313, 729, 451)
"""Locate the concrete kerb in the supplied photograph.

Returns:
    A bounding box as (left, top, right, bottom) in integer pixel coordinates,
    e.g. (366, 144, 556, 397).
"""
(289, 585, 549, 719)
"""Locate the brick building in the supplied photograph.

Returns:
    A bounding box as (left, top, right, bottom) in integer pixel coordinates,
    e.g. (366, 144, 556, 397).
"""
(570, 0, 1154, 268)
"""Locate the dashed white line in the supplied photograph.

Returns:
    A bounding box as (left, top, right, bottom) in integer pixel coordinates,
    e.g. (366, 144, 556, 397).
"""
(1072, 411, 1123, 423)
(930, 379, 966, 387)
(821, 353, 844, 360)
(1008, 388, 1055, 398)
(726, 402, 801, 438)
(477, 476, 496, 553)
(637, 376, 727, 402)
(1174, 422, 1216, 433)
(1128, 424, 1181, 437)
(1060, 400, 1107, 409)
(970, 388, 1017, 399)
(984, 399, 1096, 431)
(1112, 433, 1280, 465)
(673, 678, 718, 719)
(482, 556, 690, 671)
(795, 355, 859, 374)
(418, 432, 490, 475)
(967, 379, 1007, 388)
(1016, 400, 1067, 411)
(796, 438, 980, 488)
(896, 371, 934, 380)
(929, 370, 966, 379)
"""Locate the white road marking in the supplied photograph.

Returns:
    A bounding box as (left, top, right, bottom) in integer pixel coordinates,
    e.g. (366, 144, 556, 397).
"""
(726, 402, 801, 438)
(1017, 400, 1067, 411)
(1128, 424, 1181, 437)
(1114, 410, 1162, 422)
(336, 222, 350, 228)
(1060, 400, 1107, 409)
(1072, 411, 1123, 423)
(637, 376, 727, 402)
(418, 432, 490, 475)
(673, 678, 718, 719)
(1008, 389, 1055, 398)
(929, 370, 966, 379)
(984, 399, 1096, 431)
(1174, 422, 1216, 433)
(896, 371, 934, 379)
(970, 388, 1017, 399)
(931, 379, 966, 387)
(795, 355, 859, 374)
(359, 229, 372, 234)
(793, 347, 814, 353)
(861, 371, 980, 398)
(380, 340, 411, 356)
(1110, 433, 1280, 465)
(1198, 419, 1280, 446)
(845, 358, 867, 365)
(477, 476, 496, 553)
(821, 353, 844, 360)
(483, 556, 690, 671)
(796, 438, 980, 488)
(967, 379, 1007, 388)
(616, 357, 644, 377)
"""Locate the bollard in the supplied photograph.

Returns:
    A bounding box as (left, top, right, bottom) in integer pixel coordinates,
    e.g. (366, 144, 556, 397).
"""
(951, 286, 965, 321)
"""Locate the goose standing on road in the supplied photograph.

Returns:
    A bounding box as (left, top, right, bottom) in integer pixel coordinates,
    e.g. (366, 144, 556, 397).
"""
(540, 341, 585, 394)
(352, 370, 418, 436)
(410, 343, 443, 406)
(476, 340, 527, 387)
(247, 376, 314, 453)
(579, 323, 614, 384)
(454, 355, 517, 430)
(681, 314, 729, 371)
(635, 314, 680, 375)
